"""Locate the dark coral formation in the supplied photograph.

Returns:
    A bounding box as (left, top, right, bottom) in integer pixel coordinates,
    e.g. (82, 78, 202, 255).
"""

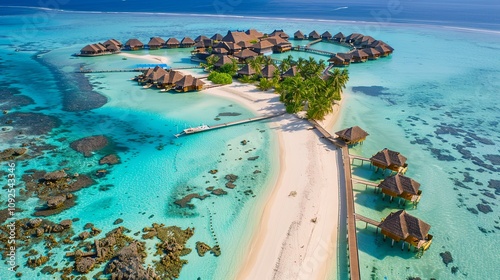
(99, 154, 120, 165)
(0, 112, 60, 142)
(70, 135, 109, 157)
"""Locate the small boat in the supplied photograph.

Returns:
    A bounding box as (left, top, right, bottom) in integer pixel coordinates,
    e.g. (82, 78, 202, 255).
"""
(174, 124, 210, 137)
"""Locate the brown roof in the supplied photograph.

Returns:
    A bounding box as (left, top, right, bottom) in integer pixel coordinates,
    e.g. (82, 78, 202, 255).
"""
(159, 70, 184, 84)
(337, 53, 353, 60)
(363, 47, 381, 57)
(212, 48, 229, 54)
(333, 32, 345, 39)
(222, 31, 251, 43)
(282, 66, 299, 78)
(250, 40, 275, 50)
(147, 66, 168, 81)
(359, 35, 376, 45)
(181, 37, 195, 45)
(261, 64, 277, 78)
(105, 43, 120, 52)
(175, 75, 205, 88)
(237, 64, 256, 76)
(103, 39, 122, 47)
(378, 174, 421, 195)
(309, 30, 321, 39)
(233, 49, 258, 60)
(237, 40, 253, 48)
(211, 33, 223, 41)
(345, 33, 364, 42)
(375, 45, 393, 54)
(125, 38, 144, 48)
(212, 54, 234, 67)
(370, 148, 407, 168)
(195, 35, 210, 43)
(371, 40, 394, 51)
(269, 29, 289, 39)
(214, 41, 231, 50)
(148, 37, 165, 46)
(379, 210, 430, 240)
(322, 31, 333, 38)
(264, 36, 290, 46)
(245, 29, 264, 40)
(166, 38, 180, 45)
(81, 43, 107, 53)
(351, 49, 369, 59)
(294, 30, 305, 39)
(335, 126, 369, 142)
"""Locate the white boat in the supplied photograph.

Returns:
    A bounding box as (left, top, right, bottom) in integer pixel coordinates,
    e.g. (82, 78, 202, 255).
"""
(175, 124, 210, 137)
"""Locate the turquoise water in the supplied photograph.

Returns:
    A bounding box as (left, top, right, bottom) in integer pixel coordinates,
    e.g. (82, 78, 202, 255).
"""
(1, 7, 499, 280)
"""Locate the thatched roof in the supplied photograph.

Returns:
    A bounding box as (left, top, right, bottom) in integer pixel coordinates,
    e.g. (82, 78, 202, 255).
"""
(81, 43, 107, 53)
(233, 49, 258, 60)
(212, 54, 234, 67)
(282, 66, 298, 78)
(211, 33, 223, 41)
(237, 64, 256, 76)
(147, 65, 168, 81)
(345, 33, 364, 42)
(148, 37, 165, 46)
(159, 70, 184, 84)
(264, 36, 290, 46)
(359, 35, 376, 46)
(309, 30, 321, 39)
(363, 48, 381, 57)
(370, 148, 407, 168)
(214, 41, 231, 50)
(225, 42, 242, 51)
(105, 43, 120, 52)
(322, 31, 333, 38)
(103, 39, 122, 47)
(237, 40, 253, 48)
(333, 32, 345, 39)
(261, 64, 277, 78)
(379, 210, 430, 241)
(222, 31, 251, 43)
(335, 126, 369, 143)
(181, 37, 195, 45)
(269, 29, 290, 39)
(378, 174, 421, 195)
(375, 45, 393, 54)
(125, 38, 144, 48)
(371, 40, 394, 51)
(195, 35, 210, 43)
(250, 40, 274, 50)
(212, 47, 229, 54)
(166, 38, 180, 45)
(337, 53, 353, 60)
(294, 30, 305, 39)
(175, 75, 204, 88)
(245, 29, 264, 40)
(351, 49, 369, 59)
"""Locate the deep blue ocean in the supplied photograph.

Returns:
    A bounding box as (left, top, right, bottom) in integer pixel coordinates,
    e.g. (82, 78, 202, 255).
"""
(6, 0, 500, 30)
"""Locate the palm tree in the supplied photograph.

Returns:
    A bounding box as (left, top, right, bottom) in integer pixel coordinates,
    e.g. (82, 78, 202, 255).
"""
(279, 54, 294, 74)
(248, 57, 263, 76)
(200, 55, 219, 72)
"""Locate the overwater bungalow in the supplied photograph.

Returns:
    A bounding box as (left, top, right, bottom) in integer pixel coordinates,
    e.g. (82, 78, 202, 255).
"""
(363, 47, 381, 60)
(222, 31, 251, 43)
(294, 30, 306, 40)
(321, 31, 333, 40)
(233, 49, 259, 63)
(104, 43, 120, 53)
(212, 47, 229, 55)
(269, 29, 290, 39)
(335, 126, 369, 145)
(328, 54, 350, 67)
(308, 30, 321, 40)
(124, 38, 144, 51)
(250, 40, 274, 55)
(375, 44, 393, 56)
(147, 37, 165, 50)
(377, 174, 422, 205)
(211, 33, 223, 42)
(195, 35, 210, 43)
(146, 65, 168, 84)
(282, 66, 299, 78)
(245, 29, 264, 40)
(264, 36, 292, 53)
(158, 70, 184, 88)
(350, 49, 369, 63)
(379, 210, 433, 251)
(180, 37, 196, 48)
(175, 75, 205, 92)
(212, 54, 235, 69)
(165, 38, 180, 48)
(358, 36, 376, 48)
(103, 39, 123, 49)
(370, 148, 408, 173)
(261, 64, 277, 79)
(237, 64, 256, 77)
(333, 32, 345, 42)
(345, 33, 364, 44)
(237, 40, 253, 49)
(79, 43, 108, 56)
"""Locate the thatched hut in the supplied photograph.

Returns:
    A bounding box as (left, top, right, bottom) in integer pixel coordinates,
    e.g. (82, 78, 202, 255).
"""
(195, 35, 210, 43)
(294, 30, 306, 40)
(212, 54, 235, 68)
(180, 37, 196, 48)
(363, 48, 381, 60)
(379, 210, 432, 251)
(377, 174, 422, 203)
(335, 126, 369, 145)
(237, 40, 253, 49)
(264, 36, 292, 53)
(79, 43, 108, 56)
(237, 64, 256, 77)
(250, 40, 274, 55)
(269, 29, 290, 39)
(124, 38, 144, 51)
(146, 66, 168, 83)
(211, 33, 223, 42)
(328, 54, 350, 67)
(350, 49, 369, 63)
(333, 32, 345, 42)
(103, 39, 122, 51)
(308, 30, 321, 40)
(375, 45, 393, 56)
(175, 75, 205, 92)
(165, 38, 180, 48)
(147, 37, 165, 50)
(261, 64, 277, 79)
(370, 148, 408, 173)
(282, 66, 299, 78)
(233, 49, 259, 63)
(158, 70, 184, 88)
(345, 33, 364, 44)
(245, 29, 264, 40)
(321, 31, 333, 40)
(358, 36, 376, 48)
(222, 31, 251, 43)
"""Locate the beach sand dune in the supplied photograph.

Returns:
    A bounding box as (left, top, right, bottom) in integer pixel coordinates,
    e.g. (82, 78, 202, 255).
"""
(204, 84, 342, 280)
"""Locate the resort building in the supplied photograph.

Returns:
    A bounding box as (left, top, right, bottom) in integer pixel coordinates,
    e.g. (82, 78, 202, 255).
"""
(165, 38, 180, 48)
(308, 30, 321, 40)
(79, 43, 108, 56)
(294, 30, 306, 40)
(350, 49, 369, 63)
(147, 37, 165, 50)
(175, 75, 205, 92)
(237, 40, 253, 49)
(211, 33, 223, 42)
(237, 64, 256, 77)
(370, 148, 408, 173)
(264, 36, 292, 53)
(261, 64, 277, 79)
(180, 37, 196, 48)
(245, 29, 264, 40)
(146, 65, 168, 83)
(335, 126, 369, 145)
(345, 33, 364, 44)
(269, 29, 290, 39)
(250, 40, 275, 55)
(377, 174, 422, 205)
(233, 49, 259, 63)
(103, 39, 123, 50)
(321, 31, 333, 40)
(222, 30, 252, 43)
(212, 54, 235, 69)
(124, 38, 144, 50)
(157, 70, 184, 88)
(363, 48, 381, 60)
(194, 35, 210, 43)
(282, 66, 299, 78)
(333, 32, 345, 42)
(379, 210, 433, 251)
(328, 54, 351, 67)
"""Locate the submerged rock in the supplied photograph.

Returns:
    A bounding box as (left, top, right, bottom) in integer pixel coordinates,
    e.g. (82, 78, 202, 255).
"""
(75, 257, 95, 274)
(440, 251, 453, 266)
(70, 135, 109, 157)
(43, 170, 68, 181)
(196, 241, 211, 257)
(477, 204, 493, 214)
(174, 193, 210, 208)
(0, 147, 27, 161)
(99, 154, 120, 165)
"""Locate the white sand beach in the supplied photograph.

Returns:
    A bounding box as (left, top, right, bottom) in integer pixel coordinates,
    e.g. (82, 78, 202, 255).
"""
(117, 52, 171, 65)
(203, 83, 343, 280)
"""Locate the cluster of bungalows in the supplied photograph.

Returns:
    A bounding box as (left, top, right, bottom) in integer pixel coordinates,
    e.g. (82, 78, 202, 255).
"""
(335, 126, 433, 253)
(192, 29, 293, 61)
(78, 39, 123, 56)
(123, 36, 197, 50)
(134, 65, 204, 92)
(328, 32, 394, 66)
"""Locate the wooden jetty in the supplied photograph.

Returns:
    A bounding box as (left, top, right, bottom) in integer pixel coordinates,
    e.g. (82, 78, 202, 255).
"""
(77, 66, 201, 74)
(174, 112, 285, 137)
(349, 154, 371, 165)
(355, 213, 381, 228)
(294, 46, 336, 57)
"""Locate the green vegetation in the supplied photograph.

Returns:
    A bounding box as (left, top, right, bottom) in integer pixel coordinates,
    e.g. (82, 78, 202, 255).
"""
(200, 55, 219, 72)
(217, 59, 238, 76)
(208, 72, 233, 85)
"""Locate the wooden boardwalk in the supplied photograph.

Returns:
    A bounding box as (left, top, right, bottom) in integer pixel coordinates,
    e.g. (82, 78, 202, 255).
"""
(351, 178, 379, 187)
(175, 112, 285, 137)
(355, 214, 380, 227)
(294, 46, 335, 57)
(78, 66, 202, 74)
(309, 120, 361, 280)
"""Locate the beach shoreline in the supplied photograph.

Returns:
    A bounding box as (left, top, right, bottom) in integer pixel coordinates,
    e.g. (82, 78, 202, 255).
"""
(203, 82, 344, 280)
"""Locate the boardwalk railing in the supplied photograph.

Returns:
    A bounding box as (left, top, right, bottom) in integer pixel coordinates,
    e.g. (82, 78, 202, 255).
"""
(294, 46, 335, 57)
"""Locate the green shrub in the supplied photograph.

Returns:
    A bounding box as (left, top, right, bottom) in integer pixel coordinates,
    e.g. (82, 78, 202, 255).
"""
(208, 72, 233, 85)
